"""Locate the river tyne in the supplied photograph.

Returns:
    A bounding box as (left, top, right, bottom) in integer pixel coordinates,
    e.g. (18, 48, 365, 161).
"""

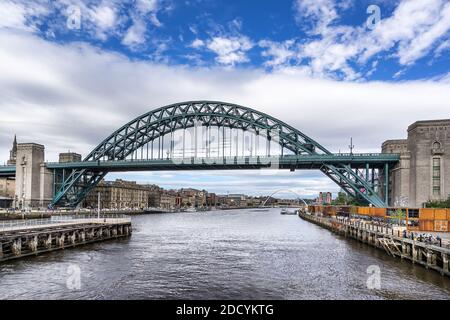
(0, 208, 449, 300)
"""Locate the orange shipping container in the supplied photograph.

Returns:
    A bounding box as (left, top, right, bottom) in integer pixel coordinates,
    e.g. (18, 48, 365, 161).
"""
(419, 208, 434, 220)
(419, 220, 434, 232)
(373, 208, 386, 217)
(447, 209, 450, 220)
(323, 206, 336, 216)
(434, 220, 448, 232)
(434, 209, 447, 220)
(358, 207, 370, 215)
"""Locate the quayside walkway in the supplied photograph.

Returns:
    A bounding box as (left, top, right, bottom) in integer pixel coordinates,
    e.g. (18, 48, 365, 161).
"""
(0, 215, 132, 262)
(299, 212, 450, 277)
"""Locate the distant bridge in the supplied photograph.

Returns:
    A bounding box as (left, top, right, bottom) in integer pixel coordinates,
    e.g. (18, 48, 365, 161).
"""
(1, 101, 400, 208)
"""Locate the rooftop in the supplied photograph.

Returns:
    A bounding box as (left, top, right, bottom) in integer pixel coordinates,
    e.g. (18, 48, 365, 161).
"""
(408, 119, 450, 132)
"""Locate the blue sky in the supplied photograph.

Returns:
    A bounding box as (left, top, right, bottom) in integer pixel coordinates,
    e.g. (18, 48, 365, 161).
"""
(1, 0, 450, 198)
(5, 0, 449, 81)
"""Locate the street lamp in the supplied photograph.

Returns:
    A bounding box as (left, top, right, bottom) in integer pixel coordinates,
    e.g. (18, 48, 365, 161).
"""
(97, 192, 101, 220)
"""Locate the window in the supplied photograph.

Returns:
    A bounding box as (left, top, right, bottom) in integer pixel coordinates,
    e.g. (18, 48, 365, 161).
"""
(408, 209, 419, 219)
(432, 141, 442, 150)
(432, 157, 441, 196)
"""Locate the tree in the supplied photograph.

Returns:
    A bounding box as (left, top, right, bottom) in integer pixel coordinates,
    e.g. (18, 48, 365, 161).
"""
(331, 192, 365, 206)
(332, 192, 349, 205)
(392, 208, 406, 225)
(425, 196, 450, 208)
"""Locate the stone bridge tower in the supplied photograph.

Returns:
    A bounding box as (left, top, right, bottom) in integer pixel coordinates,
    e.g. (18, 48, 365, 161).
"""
(14, 143, 53, 209)
(382, 119, 450, 208)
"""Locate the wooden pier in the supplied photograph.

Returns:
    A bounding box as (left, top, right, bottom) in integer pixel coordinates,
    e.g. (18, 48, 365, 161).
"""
(0, 216, 132, 262)
(298, 212, 450, 277)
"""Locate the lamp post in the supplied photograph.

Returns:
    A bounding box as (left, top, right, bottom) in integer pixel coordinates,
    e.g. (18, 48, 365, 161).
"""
(349, 137, 354, 155)
(97, 192, 101, 220)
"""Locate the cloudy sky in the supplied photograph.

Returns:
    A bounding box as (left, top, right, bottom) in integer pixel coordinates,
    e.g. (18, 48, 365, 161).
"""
(0, 0, 449, 199)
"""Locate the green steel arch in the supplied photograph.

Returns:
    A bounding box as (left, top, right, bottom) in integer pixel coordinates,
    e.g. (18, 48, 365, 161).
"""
(52, 101, 386, 208)
(85, 100, 331, 161)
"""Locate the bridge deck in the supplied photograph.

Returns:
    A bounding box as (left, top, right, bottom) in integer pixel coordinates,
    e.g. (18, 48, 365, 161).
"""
(0, 154, 400, 174)
(0, 165, 15, 177)
(42, 154, 400, 172)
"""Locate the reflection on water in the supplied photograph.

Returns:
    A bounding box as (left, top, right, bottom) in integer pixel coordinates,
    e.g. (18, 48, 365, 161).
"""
(0, 208, 449, 300)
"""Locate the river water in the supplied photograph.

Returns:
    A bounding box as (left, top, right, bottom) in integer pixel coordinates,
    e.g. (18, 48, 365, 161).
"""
(0, 208, 449, 300)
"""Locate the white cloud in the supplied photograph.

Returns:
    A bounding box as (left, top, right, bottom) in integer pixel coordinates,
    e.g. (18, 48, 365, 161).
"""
(434, 39, 450, 57)
(122, 19, 147, 47)
(294, 0, 338, 33)
(2, 0, 449, 78)
(0, 0, 166, 45)
(360, 0, 450, 65)
(0, 1, 29, 30)
(1, 31, 450, 196)
(397, 2, 450, 64)
(286, 0, 450, 79)
(0, 0, 49, 31)
(190, 38, 204, 49)
(135, 0, 162, 27)
(89, 4, 118, 40)
(259, 40, 295, 67)
(206, 36, 253, 66)
(136, 0, 158, 13)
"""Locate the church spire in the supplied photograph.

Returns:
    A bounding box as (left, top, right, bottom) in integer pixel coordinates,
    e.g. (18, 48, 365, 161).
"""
(7, 135, 17, 165)
(12, 134, 17, 153)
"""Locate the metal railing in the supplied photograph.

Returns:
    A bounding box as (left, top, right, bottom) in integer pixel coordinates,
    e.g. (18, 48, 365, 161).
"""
(0, 214, 131, 232)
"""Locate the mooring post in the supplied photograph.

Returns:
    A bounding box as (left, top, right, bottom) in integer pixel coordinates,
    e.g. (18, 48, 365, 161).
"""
(70, 232, 76, 244)
(12, 238, 22, 256)
(29, 235, 38, 253)
(59, 234, 65, 248)
(45, 234, 52, 249)
(443, 254, 449, 273)
(412, 245, 418, 263)
(426, 251, 432, 268)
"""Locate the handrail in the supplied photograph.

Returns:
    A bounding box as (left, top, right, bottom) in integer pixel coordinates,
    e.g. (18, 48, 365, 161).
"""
(0, 214, 131, 232)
